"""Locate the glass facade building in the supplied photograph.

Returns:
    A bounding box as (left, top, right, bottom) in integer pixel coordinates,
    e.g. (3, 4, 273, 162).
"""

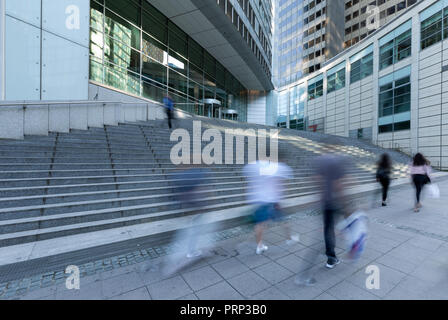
(89, 0, 249, 121)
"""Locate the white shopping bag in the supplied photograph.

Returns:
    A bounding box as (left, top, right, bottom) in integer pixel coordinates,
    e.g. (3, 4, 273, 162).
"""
(427, 183, 440, 199)
(337, 211, 368, 260)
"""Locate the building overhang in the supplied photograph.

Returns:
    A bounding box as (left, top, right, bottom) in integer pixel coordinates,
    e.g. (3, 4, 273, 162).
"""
(148, 0, 274, 91)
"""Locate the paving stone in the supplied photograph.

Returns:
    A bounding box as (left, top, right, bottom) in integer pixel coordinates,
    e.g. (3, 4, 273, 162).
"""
(314, 292, 338, 300)
(109, 287, 151, 300)
(182, 266, 223, 291)
(276, 254, 312, 274)
(227, 271, 270, 298)
(195, 281, 244, 300)
(249, 286, 291, 300)
(275, 277, 323, 300)
(236, 252, 271, 269)
(211, 257, 250, 279)
(55, 280, 103, 300)
(253, 262, 294, 284)
(177, 293, 198, 300)
(326, 280, 379, 300)
(102, 272, 143, 298)
(346, 263, 407, 298)
(376, 253, 419, 275)
(147, 276, 192, 300)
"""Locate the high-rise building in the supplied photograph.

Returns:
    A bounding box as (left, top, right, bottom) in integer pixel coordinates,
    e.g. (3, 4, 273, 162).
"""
(275, 0, 448, 169)
(344, 0, 419, 49)
(0, 0, 274, 123)
(273, 0, 345, 89)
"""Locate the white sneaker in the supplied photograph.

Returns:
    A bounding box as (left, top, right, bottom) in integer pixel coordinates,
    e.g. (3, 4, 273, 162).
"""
(256, 244, 268, 255)
(286, 234, 300, 245)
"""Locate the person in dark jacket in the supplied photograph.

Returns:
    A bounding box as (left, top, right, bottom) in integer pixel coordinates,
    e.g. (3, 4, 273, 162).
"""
(376, 153, 392, 207)
(163, 95, 175, 129)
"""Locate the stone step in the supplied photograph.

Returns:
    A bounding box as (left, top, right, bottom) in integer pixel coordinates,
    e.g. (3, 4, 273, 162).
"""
(0, 168, 374, 186)
(0, 176, 377, 209)
(0, 176, 378, 220)
(0, 190, 319, 247)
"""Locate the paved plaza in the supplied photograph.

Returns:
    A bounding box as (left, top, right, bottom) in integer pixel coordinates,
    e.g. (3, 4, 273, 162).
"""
(8, 177, 448, 300)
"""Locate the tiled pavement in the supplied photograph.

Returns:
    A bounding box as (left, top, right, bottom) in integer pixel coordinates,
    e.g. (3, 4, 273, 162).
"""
(7, 178, 448, 300)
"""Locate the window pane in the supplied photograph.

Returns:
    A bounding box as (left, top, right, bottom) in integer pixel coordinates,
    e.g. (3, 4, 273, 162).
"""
(421, 11, 443, 50)
(379, 40, 394, 70)
(189, 63, 203, 85)
(380, 83, 393, 92)
(142, 56, 167, 85)
(394, 120, 410, 131)
(394, 83, 411, 96)
(90, 28, 103, 60)
(168, 50, 187, 76)
(188, 38, 203, 67)
(142, 77, 166, 103)
(168, 21, 187, 57)
(107, 0, 140, 26)
(105, 9, 141, 50)
(444, 9, 448, 39)
(168, 69, 188, 95)
(91, 1, 104, 32)
(90, 56, 103, 83)
(361, 53, 373, 78)
(142, 33, 166, 63)
(104, 36, 140, 74)
(204, 52, 216, 78)
(104, 62, 140, 95)
(379, 124, 393, 133)
(395, 76, 410, 86)
(394, 102, 410, 113)
(142, 9, 167, 44)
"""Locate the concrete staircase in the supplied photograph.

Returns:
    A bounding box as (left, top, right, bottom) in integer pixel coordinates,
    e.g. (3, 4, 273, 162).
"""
(0, 116, 411, 254)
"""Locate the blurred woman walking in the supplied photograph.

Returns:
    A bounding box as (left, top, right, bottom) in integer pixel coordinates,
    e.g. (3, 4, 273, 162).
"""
(376, 153, 392, 207)
(410, 153, 432, 212)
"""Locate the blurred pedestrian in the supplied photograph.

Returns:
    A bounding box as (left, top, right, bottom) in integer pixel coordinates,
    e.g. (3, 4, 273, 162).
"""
(376, 153, 392, 207)
(244, 152, 299, 255)
(163, 94, 175, 129)
(315, 154, 348, 269)
(410, 153, 432, 212)
(175, 165, 212, 258)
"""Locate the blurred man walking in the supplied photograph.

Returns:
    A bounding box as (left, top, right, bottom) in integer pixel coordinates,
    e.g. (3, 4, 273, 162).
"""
(315, 154, 348, 269)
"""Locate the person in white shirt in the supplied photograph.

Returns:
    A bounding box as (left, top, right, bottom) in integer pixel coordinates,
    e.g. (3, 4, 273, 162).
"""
(244, 152, 299, 254)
